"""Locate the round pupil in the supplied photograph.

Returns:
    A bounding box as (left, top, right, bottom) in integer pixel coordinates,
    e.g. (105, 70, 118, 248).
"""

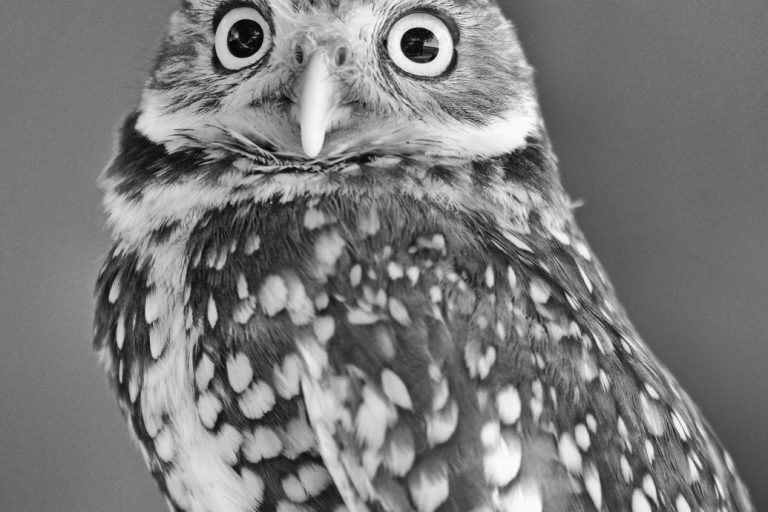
(227, 19, 264, 58)
(400, 27, 439, 63)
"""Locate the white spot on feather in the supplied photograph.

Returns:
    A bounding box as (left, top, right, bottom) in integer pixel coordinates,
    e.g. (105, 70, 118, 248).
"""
(578, 264, 593, 293)
(347, 308, 380, 325)
(238, 380, 276, 419)
(108, 276, 121, 304)
(496, 385, 521, 425)
(154, 428, 175, 462)
(282, 474, 307, 503)
(632, 488, 652, 512)
(355, 386, 396, 450)
(507, 266, 518, 289)
(281, 413, 316, 459)
(244, 233, 261, 255)
(145, 290, 162, 324)
(465, 340, 497, 380)
(233, 296, 257, 324)
(675, 494, 692, 512)
(115, 313, 126, 350)
(687, 454, 701, 482)
(644, 383, 661, 400)
(642, 474, 658, 503)
(484, 265, 495, 288)
(241, 469, 265, 506)
(617, 416, 630, 447)
(387, 261, 404, 280)
(215, 246, 228, 270)
(671, 410, 691, 440)
(426, 399, 459, 447)
(503, 232, 533, 253)
(195, 353, 215, 390)
(128, 368, 140, 403)
(408, 464, 449, 512)
(297, 463, 332, 497)
(207, 295, 218, 327)
(197, 392, 222, 429)
(558, 433, 582, 474)
(274, 353, 302, 399)
(315, 230, 345, 278)
(227, 352, 253, 393)
(529, 278, 551, 304)
(382, 425, 415, 477)
(314, 291, 329, 311)
(313, 316, 335, 345)
(575, 423, 591, 451)
(429, 285, 442, 303)
(304, 208, 328, 230)
(349, 264, 362, 287)
(382, 369, 413, 410)
(259, 275, 288, 317)
(586, 413, 597, 433)
(584, 463, 602, 510)
(388, 298, 410, 325)
(406, 266, 420, 285)
(233, 274, 249, 301)
(620, 454, 633, 483)
(645, 439, 655, 463)
(244, 426, 282, 463)
(578, 352, 599, 381)
(358, 207, 380, 236)
(574, 240, 592, 261)
(431, 375, 450, 412)
(500, 480, 542, 512)
(483, 428, 522, 486)
(285, 275, 314, 325)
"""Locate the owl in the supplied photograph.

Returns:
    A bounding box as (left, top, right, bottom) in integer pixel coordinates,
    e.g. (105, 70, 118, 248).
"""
(94, 0, 754, 511)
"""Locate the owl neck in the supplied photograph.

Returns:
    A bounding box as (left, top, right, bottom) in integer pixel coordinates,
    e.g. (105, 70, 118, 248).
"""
(101, 111, 573, 252)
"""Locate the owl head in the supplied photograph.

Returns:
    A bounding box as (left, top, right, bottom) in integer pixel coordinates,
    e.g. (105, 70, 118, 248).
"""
(135, 0, 540, 162)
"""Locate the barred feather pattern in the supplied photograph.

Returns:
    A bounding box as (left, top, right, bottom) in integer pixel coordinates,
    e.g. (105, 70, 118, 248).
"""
(95, 136, 753, 512)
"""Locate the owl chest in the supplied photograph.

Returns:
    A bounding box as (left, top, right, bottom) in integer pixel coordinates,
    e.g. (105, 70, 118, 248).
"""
(101, 197, 493, 510)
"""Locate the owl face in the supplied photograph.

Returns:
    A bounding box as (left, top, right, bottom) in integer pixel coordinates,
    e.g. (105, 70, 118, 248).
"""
(136, 0, 539, 162)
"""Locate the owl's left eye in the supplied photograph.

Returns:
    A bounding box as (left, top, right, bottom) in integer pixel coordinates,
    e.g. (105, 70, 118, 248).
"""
(214, 7, 272, 71)
(386, 12, 456, 78)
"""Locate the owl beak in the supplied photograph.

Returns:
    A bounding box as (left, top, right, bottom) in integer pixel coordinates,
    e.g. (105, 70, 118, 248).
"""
(296, 50, 341, 158)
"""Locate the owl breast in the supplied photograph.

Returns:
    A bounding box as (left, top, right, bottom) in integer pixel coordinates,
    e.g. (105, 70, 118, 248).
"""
(98, 195, 499, 511)
(96, 191, 745, 512)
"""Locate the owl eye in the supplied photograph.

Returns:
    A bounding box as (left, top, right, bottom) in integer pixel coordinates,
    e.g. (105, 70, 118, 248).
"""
(386, 12, 456, 78)
(214, 7, 272, 71)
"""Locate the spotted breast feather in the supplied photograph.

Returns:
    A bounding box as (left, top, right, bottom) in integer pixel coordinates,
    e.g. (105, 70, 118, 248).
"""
(95, 177, 751, 512)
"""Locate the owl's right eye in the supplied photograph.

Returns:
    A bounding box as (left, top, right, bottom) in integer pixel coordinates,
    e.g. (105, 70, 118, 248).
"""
(214, 7, 272, 71)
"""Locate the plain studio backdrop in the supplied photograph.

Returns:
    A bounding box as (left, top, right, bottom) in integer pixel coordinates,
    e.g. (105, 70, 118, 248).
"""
(0, 1, 766, 510)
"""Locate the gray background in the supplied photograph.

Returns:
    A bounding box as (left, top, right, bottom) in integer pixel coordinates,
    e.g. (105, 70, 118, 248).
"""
(1, 0, 765, 510)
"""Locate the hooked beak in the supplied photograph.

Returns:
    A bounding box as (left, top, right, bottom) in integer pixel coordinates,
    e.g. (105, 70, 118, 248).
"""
(296, 50, 341, 158)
